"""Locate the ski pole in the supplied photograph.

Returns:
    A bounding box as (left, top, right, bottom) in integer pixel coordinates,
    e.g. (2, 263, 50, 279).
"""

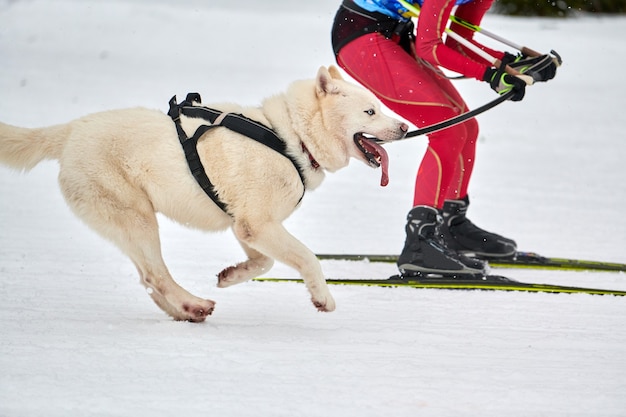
(398, 0, 542, 57)
(447, 15, 542, 57)
(444, 29, 533, 80)
(397, 0, 533, 81)
(447, 16, 562, 68)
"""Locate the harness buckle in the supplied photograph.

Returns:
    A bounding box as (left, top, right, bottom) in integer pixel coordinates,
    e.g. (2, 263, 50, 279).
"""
(167, 95, 181, 122)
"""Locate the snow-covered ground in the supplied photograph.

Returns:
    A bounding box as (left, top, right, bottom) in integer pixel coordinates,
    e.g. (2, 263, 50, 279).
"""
(1, 1, 625, 416)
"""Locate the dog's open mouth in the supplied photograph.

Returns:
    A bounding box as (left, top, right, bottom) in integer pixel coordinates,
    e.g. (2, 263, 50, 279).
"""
(354, 133, 390, 187)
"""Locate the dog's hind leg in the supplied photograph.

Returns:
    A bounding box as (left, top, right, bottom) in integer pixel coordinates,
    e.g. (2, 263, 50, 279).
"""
(59, 173, 215, 322)
(226, 219, 335, 312)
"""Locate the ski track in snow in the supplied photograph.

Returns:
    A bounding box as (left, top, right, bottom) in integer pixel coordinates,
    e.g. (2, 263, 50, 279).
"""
(1, 1, 625, 416)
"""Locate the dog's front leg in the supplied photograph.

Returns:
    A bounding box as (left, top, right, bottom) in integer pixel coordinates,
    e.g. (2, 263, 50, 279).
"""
(217, 241, 274, 287)
(228, 219, 335, 312)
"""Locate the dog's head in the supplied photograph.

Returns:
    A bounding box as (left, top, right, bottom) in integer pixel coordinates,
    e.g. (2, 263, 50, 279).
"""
(290, 65, 408, 186)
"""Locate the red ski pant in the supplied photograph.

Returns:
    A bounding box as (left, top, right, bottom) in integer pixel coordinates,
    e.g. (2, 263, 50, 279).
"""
(336, 32, 479, 209)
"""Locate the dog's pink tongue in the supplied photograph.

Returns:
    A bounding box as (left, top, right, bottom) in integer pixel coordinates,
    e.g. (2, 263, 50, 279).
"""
(368, 140, 390, 187)
(360, 138, 390, 186)
(379, 146, 390, 187)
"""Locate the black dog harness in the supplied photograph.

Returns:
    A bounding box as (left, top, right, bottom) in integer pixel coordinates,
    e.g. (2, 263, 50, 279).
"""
(167, 93, 307, 215)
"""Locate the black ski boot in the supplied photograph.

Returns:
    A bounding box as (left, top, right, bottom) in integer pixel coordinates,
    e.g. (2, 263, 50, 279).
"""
(397, 205, 487, 277)
(441, 196, 517, 258)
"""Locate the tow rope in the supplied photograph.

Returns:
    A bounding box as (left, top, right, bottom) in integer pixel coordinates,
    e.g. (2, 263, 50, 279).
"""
(388, 90, 515, 141)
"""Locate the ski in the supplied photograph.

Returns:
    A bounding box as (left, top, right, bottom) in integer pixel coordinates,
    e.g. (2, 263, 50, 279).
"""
(316, 252, 626, 273)
(253, 275, 626, 296)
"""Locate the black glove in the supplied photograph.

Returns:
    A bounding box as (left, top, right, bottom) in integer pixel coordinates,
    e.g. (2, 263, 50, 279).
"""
(506, 50, 562, 82)
(509, 54, 559, 82)
(483, 67, 529, 102)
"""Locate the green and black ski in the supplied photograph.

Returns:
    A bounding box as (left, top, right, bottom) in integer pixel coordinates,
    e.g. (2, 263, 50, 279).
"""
(316, 252, 626, 273)
(253, 274, 626, 296)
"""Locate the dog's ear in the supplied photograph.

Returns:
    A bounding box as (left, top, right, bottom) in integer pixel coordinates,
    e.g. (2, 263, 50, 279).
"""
(316, 66, 341, 97)
(328, 65, 344, 81)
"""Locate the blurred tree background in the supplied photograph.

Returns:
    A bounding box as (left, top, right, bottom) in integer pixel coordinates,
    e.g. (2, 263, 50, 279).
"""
(493, 0, 626, 16)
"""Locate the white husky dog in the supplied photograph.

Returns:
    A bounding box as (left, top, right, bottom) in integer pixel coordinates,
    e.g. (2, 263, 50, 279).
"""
(0, 66, 407, 322)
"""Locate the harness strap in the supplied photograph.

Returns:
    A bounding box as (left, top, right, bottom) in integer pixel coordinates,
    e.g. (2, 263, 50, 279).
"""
(167, 93, 307, 215)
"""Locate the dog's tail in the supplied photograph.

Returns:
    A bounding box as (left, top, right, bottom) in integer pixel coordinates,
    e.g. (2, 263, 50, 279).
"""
(0, 121, 70, 171)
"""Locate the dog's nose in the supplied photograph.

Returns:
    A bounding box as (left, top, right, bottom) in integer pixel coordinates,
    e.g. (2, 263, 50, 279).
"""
(400, 123, 409, 133)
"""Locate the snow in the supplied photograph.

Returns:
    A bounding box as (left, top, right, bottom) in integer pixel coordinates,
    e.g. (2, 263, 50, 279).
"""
(1, 1, 625, 416)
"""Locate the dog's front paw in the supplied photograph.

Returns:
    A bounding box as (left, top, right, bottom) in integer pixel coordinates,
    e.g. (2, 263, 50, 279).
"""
(217, 265, 241, 288)
(180, 299, 216, 322)
(217, 261, 263, 288)
(312, 294, 336, 312)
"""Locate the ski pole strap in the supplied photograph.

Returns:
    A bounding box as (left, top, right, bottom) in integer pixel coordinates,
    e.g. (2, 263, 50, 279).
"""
(489, 52, 515, 89)
(403, 90, 514, 139)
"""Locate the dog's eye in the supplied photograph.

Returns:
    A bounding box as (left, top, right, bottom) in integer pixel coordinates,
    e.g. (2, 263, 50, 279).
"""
(364, 109, 375, 116)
